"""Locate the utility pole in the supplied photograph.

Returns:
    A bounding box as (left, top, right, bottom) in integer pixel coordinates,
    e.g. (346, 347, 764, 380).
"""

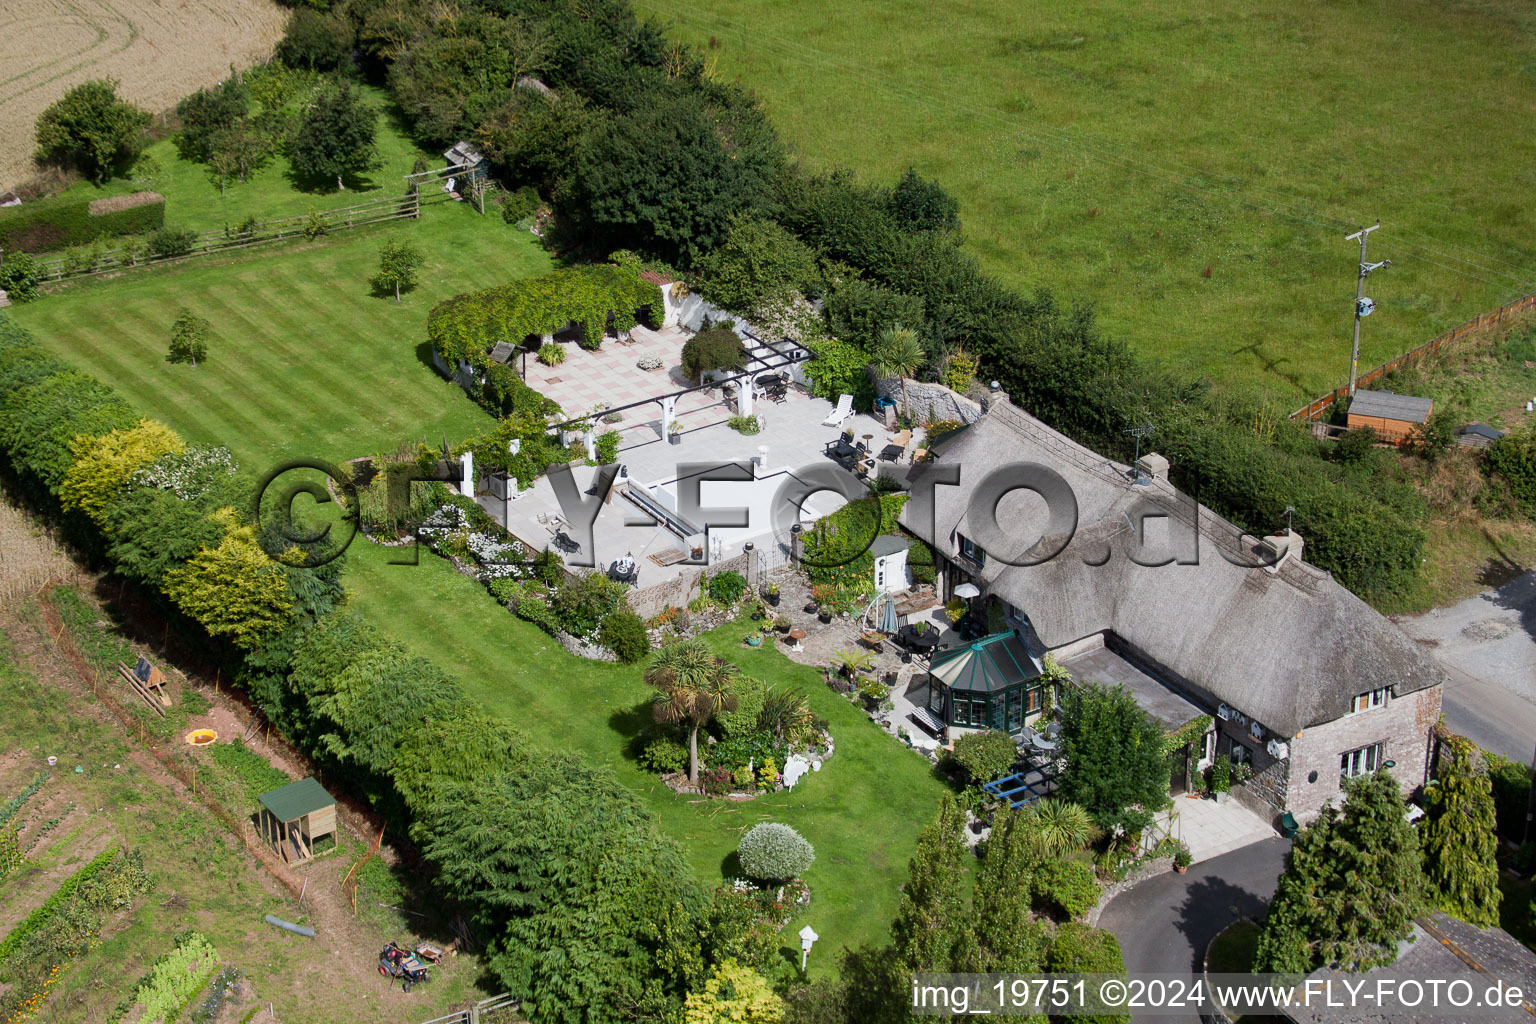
(1345, 222, 1391, 399)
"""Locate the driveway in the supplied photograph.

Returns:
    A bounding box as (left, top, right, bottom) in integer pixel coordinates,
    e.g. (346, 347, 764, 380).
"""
(1098, 836, 1290, 1024)
(1397, 571, 1536, 764)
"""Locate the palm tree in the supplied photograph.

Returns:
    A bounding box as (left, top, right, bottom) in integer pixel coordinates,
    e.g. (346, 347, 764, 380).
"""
(1020, 799, 1098, 856)
(871, 323, 924, 419)
(644, 638, 739, 786)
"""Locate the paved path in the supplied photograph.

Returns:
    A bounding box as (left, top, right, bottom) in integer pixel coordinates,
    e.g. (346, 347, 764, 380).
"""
(1098, 836, 1290, 1024)
(1397, 572, 1536, 764)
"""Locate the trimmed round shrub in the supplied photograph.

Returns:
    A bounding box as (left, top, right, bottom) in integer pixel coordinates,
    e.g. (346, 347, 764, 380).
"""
(681, 326, 745, 382)
(951, 729, 1017, 785)
(737, 823, 815, 882)
(599, 609, 650, 663)
(1029, 858, 1101, 920)
(706, 570, 747, 605)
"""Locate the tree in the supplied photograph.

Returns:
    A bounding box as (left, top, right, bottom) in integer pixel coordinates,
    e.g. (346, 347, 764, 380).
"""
(973, 808, 1048, 972)
(737, 823, 814, 882)
(277, 8, 355, 71)
(0, 369, 135, 491)
(1046, 924, 1129, 1024)
(645, 638, 739, 785)
(683, 959, 783, 1024)
(680, 327, 746, 384)
(207, 121, 272, 194)
(176, 76, 249, 163)
(162, 511, 294, 651)
(290, 82, 380, 190)
(59, 419, 184, 524)
(0, 252, 42, 304)
(694, 216, 817, 315)
(950, 730, 1017, 786)
(372, 239, 424, 301)
(887, 168, 960, 233)
(167, 308, 210, 366)
(34, 79, 150, 182)
(1058, 682, 1170, 835)
(870, 324, 923, 419)
(890, 794, 977, 971)
(1421, 739, 1501, 926)
(1255, 771, 1425, 973)
(569, 91, 781, 263)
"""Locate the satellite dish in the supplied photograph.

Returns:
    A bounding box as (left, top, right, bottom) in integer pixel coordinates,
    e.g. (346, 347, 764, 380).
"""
(1357, 297, 1376, 317)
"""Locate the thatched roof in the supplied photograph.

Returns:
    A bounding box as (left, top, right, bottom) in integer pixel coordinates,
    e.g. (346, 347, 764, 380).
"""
(899, 400, 1443, 737)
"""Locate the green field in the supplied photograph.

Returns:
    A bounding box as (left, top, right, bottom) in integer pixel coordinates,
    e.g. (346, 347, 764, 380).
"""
(343, 538, 948, 965)
(54, 84, 434, 236)
(9, 204, 549, 472)
(655, 0, 1536, 405)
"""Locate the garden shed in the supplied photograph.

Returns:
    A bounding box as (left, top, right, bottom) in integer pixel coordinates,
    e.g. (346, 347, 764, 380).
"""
(1346, 389, 1433, 443)
(926, 631, 1045, 734)
(257, 777, 337, 864)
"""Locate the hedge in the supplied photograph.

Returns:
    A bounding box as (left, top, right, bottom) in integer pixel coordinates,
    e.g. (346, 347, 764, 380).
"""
(0, 191, 165, 253)
(0, 846, 118, 969)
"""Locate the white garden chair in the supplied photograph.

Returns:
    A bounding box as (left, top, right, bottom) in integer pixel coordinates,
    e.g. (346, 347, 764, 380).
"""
(821, 394, 854, 427)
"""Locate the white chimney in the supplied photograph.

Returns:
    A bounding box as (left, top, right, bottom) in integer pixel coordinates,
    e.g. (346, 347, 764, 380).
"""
(1261, 529, 1303, 573)
(1135, 452, 1170, 481)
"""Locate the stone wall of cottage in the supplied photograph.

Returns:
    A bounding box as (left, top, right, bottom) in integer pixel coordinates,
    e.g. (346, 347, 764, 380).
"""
(872, 377, 985, 426)
(1282, 685, 1441, 822)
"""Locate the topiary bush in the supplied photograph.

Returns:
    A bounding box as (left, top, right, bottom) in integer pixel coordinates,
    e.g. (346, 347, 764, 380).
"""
(599, 608, 650, 663)
(681, 326, 746, 383)
(706, 570, 747, 605)
(737, 822, 815, 882)
(951, 729, 1017, 785)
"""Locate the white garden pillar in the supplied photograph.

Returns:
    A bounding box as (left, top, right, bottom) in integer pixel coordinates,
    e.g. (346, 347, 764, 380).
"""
(737, 374, 753, 417)
(584, 427, 597, 462)
(459, 451, 474, 498)
(661, 396, 677, 437)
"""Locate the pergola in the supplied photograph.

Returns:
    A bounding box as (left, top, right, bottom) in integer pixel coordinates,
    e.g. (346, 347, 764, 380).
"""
(257, 777, 337, 865)
(926, 631, 1045, 734)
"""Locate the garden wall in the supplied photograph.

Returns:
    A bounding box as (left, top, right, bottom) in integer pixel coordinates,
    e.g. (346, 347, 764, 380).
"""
(873, 377, 984, 425)
(624, 550, 750, 619)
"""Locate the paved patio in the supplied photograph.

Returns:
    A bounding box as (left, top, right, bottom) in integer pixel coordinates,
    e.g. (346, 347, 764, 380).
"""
(1158, 792, 1276, 863)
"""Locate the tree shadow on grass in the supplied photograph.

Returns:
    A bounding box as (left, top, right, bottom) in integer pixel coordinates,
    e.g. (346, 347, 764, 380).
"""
(609, 698, 654, 762)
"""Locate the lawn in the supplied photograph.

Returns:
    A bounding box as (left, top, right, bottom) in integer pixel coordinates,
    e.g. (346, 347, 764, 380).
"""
(342, 537, 951, 967)
(656, 0, 1536, 405)
(52, 84, 437, 236)
(8, 202, 550, 473)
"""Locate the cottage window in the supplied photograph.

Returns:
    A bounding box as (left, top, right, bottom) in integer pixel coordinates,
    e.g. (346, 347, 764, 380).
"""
(1340, 742, 1385, 781)
(1350, 688, 1388, 714)
(958, 534, 987, 566)
(1228, 740, 1252, 766)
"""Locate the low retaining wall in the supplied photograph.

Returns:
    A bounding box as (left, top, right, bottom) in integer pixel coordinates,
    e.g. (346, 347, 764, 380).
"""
(624, 550, 750, 619)
(1083, 855, 1175, 927)
(873, 377, 985, 425)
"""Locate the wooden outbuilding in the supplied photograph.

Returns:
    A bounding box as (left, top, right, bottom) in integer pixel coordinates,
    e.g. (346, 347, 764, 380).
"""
(1346, 389, 1433, 443)
(257, 777, 337, 864)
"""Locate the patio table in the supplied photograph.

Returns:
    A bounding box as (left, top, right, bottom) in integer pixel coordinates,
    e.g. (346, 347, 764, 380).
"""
(878, 443, 905, 462)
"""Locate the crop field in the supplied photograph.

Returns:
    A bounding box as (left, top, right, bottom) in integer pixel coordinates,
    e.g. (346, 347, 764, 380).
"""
(655, 0, 1536, 405)
(0, 0, 286, 192)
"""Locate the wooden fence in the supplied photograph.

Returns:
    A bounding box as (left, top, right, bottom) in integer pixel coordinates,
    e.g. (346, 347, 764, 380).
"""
(34, 190, 428, 284)
(1290, 290, 1536, 421)
(415, 994, 519, 1024)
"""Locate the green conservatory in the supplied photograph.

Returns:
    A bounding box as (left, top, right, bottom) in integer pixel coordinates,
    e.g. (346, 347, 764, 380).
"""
(927, 631, 1046, 734)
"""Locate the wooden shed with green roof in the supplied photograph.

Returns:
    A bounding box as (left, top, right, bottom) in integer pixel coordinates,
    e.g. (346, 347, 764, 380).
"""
(257, 777, 337, 864)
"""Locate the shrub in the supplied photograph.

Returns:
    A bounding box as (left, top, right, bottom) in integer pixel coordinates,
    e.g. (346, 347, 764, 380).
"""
(639, 735, 689, 774)
(0, 252, 42, 303)
(500, 185, 541, 223)
(599, 609, 650, 663)
(681, 326, 746, 382)
(1046, 924, 1128, 1023)
(126, 932, 218, 1024)
(0, 192, 164, 254)
(537, 342, 565, 366)
(907, 539, 936, 585)
(594, 430, 621, 464)
(1030, 858, 1101, 919)
(951, 730, 1017, 785)
(514, 594, 556, 634)
(728, 415, 761, 435)
(737, 823, 815, 881)
(717, 675, 767, 738)
(637, 354, 663, 371)
(277, 9, 354, 70)
(553, 572, 627, 637)
(707, 570, 748, 605)
(1484, 751, 1533, 840)
(146, 226, 198, 259)
(694, 216, 817, 314)
(34, 79, 151, 182)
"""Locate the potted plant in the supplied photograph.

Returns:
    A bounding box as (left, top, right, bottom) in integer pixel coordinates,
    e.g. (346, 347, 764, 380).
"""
(762, 582, 780, 606)
(817, 604, 834, 624)
(1208, 754, 1232, 804)
(1173, 846, 1193, 874)
(774, 615, 792, 633)
(945, 598, 967, 625)
(667, 422, 683, 446)
(803, 601, 818, 614)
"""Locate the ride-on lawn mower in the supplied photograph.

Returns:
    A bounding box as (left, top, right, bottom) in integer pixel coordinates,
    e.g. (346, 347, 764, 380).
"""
(378, 941, 431, 991)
